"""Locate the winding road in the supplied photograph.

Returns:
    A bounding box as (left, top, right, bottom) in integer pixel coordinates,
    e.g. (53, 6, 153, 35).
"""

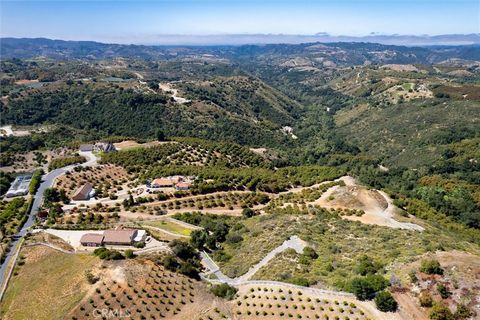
(0, 151, 97, 296)
(200, 235, 307, 285)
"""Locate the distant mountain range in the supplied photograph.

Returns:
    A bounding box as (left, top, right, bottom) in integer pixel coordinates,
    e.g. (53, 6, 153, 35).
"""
(1, 37, 480, 62)
(133, 33, 480, 46)
(1, 33, 480, 47)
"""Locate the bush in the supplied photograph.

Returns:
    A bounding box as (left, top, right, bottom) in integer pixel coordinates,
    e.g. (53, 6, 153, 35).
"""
(454, 304, 474, 319)
(374, 291, 398, 312)
(289, 277, 310, 287)
(242, 208, 256, 218)
(124, 249, 134, 259)
(302, 247, 318, 260)
(437, 284, 451, 299)
(210, 283, 238, 300)
(429, 302, 454, 320)
(93, 248, 125, 260)
(356, 255, 381, 276)
(419, 291, 433, 307)
(420, 259, 443, 275)
(347, 275, 389, 300)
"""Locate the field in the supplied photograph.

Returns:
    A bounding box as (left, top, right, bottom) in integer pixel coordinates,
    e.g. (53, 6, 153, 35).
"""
(0, 246, 98, 320)
(144, 218, 198, 236)
(55, 164, 133, 198)
(231, 284, 390, 320)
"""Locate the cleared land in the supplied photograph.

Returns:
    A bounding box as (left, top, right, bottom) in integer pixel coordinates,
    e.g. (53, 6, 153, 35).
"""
(0, 246, 98, 320)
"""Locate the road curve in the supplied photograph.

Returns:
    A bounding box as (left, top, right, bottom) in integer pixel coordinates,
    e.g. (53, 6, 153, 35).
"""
(0, 151, 97, 292)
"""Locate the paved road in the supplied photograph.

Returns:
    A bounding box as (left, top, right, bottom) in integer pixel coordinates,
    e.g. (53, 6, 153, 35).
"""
(0, 152, 97, 291)
(200, 235, 307, 285)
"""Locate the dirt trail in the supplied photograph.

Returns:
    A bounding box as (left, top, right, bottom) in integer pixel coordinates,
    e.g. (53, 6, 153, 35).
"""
(311, 176, 424, 231)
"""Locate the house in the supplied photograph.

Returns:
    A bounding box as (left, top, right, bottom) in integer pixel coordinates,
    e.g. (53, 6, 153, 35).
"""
(175, 182, 192, 191)
(79, 144, 94, 152)
(5, 175, 32, 198)
(80, 233, 104, 247)
(133, 230, 147, 243)
(72, 183, 95, 201)
(103, 229, 137, 246)
(94, 142, 116, 153)
(151, 178, 175, 188)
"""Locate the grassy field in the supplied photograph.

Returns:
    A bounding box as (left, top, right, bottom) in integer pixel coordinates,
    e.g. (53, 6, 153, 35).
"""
(0, 246, 98, 320)
(145, 219, 195, 236)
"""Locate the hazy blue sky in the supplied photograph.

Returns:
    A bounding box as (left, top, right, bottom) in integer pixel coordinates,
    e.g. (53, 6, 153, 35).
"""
(1, 0, 478, 43)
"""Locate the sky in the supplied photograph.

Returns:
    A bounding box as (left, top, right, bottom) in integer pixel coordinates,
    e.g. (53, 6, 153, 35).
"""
(1, 0, 479, 44)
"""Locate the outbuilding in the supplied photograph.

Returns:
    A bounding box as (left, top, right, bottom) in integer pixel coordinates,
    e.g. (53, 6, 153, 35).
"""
(80, 233, 104, 247)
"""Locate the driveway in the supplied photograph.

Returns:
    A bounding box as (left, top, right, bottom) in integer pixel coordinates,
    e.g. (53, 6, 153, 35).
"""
(200, 235, 307, 285)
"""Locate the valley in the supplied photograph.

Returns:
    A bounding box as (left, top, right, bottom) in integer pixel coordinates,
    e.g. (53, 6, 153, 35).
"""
(0, 38, 479, 320)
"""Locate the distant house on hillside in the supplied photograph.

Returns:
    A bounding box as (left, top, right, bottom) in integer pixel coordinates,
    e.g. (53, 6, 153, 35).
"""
(79, 144, 94, 152)
(72, 183, 95, 201)
(79, 142, 116, 153)
(151, 178, 175, 188)
(94, 142, 116, 153)
(175, 182, 192, 191)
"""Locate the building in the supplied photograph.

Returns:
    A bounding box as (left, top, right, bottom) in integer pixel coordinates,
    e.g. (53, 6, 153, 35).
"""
(151, 178, 175, 188)
(175, 182, 192, 191)
(133, 230, 147, 243)
(94, 142, 116, 153)
(79, 144, 94, 152)
(80, 233, 104, 247)
(103, 229, 137, 246)
(5, 175, 32, 198)
(71, 183, 95, 201)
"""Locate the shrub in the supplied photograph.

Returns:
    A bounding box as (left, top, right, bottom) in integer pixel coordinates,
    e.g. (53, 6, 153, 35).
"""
(429, 302, 454, 320)
(124, 249, 135, 259)
(437, 284, 451, 299)
(419, 291, 433, 307)
(85, 271, 99, 284)
(374, 291, 398, 312)
(210, 283, 238, 300)
(93, 248, 124, 260)
(289, 277, 310, 287)
(420, 259, 443, 275)
(454, 304, 474, 319)
(356, 255, 381, 276)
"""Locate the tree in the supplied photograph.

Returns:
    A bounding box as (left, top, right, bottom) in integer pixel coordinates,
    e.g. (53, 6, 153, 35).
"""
(155, 128, 165, 141)
(429, 302, 454, 320)
(374, 291, 398, 312)
(190, 230, 208, 249)
(210, 283, 238, 300)
(169, 240, 198, 261)
(242, 208, 255, 218)
(162, 255, 179, 272)
(347, 275, 389, 300)
(420, 259, 443, 275)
